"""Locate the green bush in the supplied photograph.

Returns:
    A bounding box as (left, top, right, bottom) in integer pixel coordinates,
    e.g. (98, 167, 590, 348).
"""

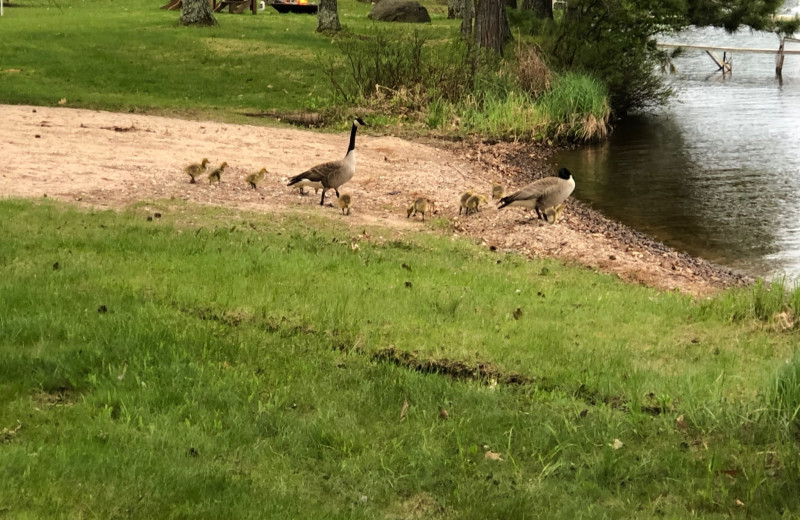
(545, 0, 683, 114)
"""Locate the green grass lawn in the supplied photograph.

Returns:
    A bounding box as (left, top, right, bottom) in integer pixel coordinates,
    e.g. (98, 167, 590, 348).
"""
(1, 198, 799, 518)
(0, 0, 611, 140)
(0, 0, 454, 122)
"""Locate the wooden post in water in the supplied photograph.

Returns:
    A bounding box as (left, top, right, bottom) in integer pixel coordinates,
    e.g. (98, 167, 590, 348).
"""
(777, 38, 785, 76)
(706, 50, 732, 73)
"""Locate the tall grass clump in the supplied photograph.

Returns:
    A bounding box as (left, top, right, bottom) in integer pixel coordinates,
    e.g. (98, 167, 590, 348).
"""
(767, 354, 800, 432)
(536, 72, 610, 142)
(703, 278, 800, 328)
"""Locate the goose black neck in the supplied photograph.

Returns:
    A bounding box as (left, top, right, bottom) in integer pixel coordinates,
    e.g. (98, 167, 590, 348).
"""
(347, 122, 358, 154)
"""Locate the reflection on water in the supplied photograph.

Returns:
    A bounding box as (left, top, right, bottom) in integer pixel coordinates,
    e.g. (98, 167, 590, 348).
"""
(555, 26, 800, 280)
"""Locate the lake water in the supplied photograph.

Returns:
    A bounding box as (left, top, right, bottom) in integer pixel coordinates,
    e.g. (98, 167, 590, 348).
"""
(554, 18, 800, 281)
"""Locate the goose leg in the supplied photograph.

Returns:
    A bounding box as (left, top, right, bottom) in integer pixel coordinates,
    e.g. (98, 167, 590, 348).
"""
(335, 189, 340, 198)
(319, 188, 327, 206)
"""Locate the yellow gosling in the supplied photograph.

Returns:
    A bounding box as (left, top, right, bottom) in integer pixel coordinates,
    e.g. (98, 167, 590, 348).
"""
(184, 158, 209, 184)
(407, 197, 432, 221)
(208, 161, 228, 183)
(337, 193, 352, 215)
(544, 203, 566, 225)
(458, 190, 474, 215)
(246, 168, 266, 190)
(465, 194, 488, 215)
(492, 183, 505, 200)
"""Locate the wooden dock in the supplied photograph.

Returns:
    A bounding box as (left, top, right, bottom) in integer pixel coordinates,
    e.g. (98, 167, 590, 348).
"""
(657, 37, 800, 75)
(658, 43, 800, 55)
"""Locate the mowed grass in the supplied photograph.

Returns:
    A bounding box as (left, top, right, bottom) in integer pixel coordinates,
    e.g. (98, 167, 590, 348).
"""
(0, 0, 453, 120)
(1, 198, 800, 518)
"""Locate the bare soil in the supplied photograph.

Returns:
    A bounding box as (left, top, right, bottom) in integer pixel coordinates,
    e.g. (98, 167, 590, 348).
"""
(1, 104, 750, 296)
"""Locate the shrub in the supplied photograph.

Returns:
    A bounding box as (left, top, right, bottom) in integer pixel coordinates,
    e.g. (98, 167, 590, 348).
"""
(513, 42, 552, 98)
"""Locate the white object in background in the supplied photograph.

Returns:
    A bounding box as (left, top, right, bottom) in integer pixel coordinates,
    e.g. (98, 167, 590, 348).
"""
(259, 0, 265, 9)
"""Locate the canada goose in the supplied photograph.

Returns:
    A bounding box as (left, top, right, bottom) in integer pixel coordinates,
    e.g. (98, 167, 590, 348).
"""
(185, 158, 209, 184)
(407, 197, 432, 221)
(465, 194, 488, 215)
(458, 190, 474, 215)
(294, 179, 323, 195)
(543, 203, 566, 225)
(287, 117, 368, 206)
(492, 184, 505, 201)
(497, 167, 575, 220)
(246, 168, 266, 190)
(337, 193, 352, 215)
(208, 161, 228, 183)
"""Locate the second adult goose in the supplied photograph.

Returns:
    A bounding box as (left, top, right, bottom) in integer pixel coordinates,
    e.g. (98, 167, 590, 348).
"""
(497, 167, 575, 220)
(287, 117, 368, 206)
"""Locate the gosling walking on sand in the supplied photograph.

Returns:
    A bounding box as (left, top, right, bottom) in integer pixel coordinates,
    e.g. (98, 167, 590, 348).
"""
(208, 161, 228, 183)
(407, 197, 433, 221)
(544, 203, 566, 225)
(492, 184, 505, 201)
(337, 194, 352, 215)
(246, 168, 266, 190)
(464, 194, 488, 215)
(185, 158, 209, 184)
(458, 191, 474, 215)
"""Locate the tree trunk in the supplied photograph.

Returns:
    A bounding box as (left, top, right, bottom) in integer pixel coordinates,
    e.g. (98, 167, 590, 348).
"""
(180, 0, 217, 26)
(474, 0, 511, 55)
(460, 0, 474, 40)
(316, 0, 341, 32)
(448, 0, 462, 19)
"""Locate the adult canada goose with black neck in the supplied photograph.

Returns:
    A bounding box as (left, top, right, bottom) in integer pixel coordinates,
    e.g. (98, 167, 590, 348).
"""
(497, 167, 575, 220)
(287, 117, 368, 206)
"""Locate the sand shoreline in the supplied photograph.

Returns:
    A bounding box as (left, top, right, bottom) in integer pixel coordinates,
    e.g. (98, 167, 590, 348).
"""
(1, 103, 750, 295)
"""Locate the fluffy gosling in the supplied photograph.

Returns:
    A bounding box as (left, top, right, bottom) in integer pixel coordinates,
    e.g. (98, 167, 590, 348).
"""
(246, 168, 266, 190)
(338, 193, 352, 215)
(544, 203, 566, 225)
(492, 183, 505, 200)
(458, 190, 474, 215)
(407, 197, 433, 221)
(294, 179, 323, 195)
(208, 161, 228, 183)
(185, 158, 209, 184)
(465, 194, 488, 215)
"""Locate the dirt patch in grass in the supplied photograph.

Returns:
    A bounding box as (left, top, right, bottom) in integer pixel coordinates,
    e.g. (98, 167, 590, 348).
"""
(1, 104, 749, 295)
(373, 346, 534, 385)
(32, 387, 78, 407)
(373, 347, 667, 414)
